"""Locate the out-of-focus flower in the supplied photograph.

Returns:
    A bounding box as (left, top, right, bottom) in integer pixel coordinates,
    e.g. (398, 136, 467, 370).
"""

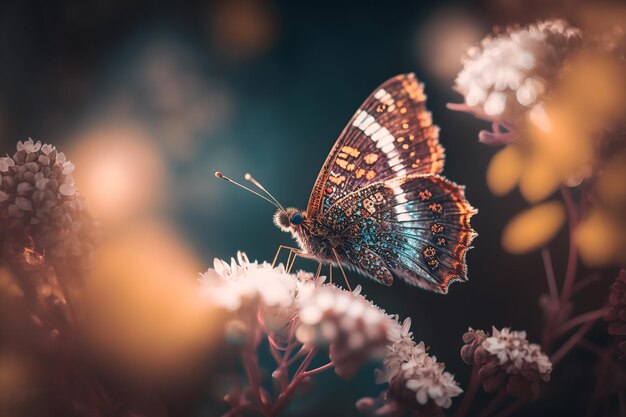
(576, 207, 626, 267)
(297, 284, 398, 378)
(359, 318, 462, 415)
(415, 8, 483, 82)
(0, 139, 94, 266)
(452, 19, 582, 137)
(461, 327, 488, 364)
(69, 124, 167, 227)
(575, 148, 626, 267)
(209, 0, 279, 60)
(462, 327, 552, 398)
(605, 270, 626, 358)
(501, 201, 566, 254)
(83, 220, 217, 382)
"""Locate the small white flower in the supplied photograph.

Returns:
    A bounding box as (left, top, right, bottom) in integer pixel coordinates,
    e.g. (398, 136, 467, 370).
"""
(384, 339, 462, 410)
(0, 157, 15, 173)
(454, 19, 582, 127)
(40, 144, 56, 155)
(17, 138, 42, 153)
(371, 317, 462, 411)
(481, 326, 552, 381)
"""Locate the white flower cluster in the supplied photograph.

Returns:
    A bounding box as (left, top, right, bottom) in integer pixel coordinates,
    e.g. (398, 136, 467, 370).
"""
(454, 19, 582, 126)
(201, 253, 405, 378)
(297, 284, 400, 378)
(204, 253, 463, 413)
(201, 252, 312, 333)
(482, 327, 552, 377)
(0, 139, 93, 263)
(377, 318, 462, 410)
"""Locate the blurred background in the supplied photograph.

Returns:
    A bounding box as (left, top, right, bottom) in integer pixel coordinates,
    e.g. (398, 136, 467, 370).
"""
(0, 0, 622, 416)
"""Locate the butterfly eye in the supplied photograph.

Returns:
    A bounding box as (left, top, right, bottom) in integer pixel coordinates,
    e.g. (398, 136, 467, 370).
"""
(290, 212, 303, 225)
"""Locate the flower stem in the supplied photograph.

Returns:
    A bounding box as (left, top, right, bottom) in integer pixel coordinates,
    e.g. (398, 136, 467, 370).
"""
(550, 320, 595, 365)
(541, 247, 559, 350)
(242, 350, 270, 414)
(268, 348, 323, 416)
(220, 403, 249, 417)
(559, 186, 579, 304)
(555, 308, 608, 337)
(477, 389, 508, 417)
(303, 362, 334, 377)
(571, 273, 601, 295)
(453, 366, 480, 417)
(541, 248, 559, 303)
(493, 397, 528, 417)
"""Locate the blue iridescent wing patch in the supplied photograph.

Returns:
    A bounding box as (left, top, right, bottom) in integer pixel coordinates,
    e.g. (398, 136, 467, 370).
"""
(323, 175, 476, 293)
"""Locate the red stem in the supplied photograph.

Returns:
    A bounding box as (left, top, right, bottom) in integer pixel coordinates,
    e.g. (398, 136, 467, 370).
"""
(555, 308, 608, 337)
(477, 389, 509, 417)
(493, 397, 528, 417)
(541, 247, 558, 350)
(269, 348, 323, 416)
(303, 362, 333, 377)
(559, 187, 579, 304)
(551, 321, 595, 365)
(220, 403, 249, 417)
(541, 248, 559, 303)
(571, 273, 601, 295)
(453, 366, 480, 417)
(242, 351, 270, 414)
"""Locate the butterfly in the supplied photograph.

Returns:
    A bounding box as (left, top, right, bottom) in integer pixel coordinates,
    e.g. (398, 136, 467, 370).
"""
(217, 73, 477, 293)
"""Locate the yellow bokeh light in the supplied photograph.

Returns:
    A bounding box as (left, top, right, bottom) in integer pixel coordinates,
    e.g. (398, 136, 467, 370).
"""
(576, 209, 625, 267)
(502, 201, 566, 254)
(487, 145, 524, 196)
(82, 219, 223, 382)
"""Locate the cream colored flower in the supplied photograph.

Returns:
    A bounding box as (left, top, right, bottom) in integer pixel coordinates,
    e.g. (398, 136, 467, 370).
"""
(0, 139, 94, 265)
(483, 327, 552, 375)
(378, 324, 462, 410)
(296, 284, 399, 378)
(201, 252, 303, 331)
(463, 326, 552, 397)
(453, 20, 582, 130)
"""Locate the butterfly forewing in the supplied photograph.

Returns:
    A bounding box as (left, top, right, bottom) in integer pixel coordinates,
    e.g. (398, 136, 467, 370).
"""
(307, 73, 445, 215)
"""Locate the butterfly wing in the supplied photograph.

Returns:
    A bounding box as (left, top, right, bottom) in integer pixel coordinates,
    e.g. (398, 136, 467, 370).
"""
(307, 73, 445, 215)
(325, 175, 476, 293)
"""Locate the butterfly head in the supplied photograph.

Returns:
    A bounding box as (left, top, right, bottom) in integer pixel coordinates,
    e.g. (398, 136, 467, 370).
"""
(274, 208, 306, 232)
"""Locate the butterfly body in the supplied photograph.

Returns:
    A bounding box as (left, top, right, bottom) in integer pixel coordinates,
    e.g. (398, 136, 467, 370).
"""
(269, 73, 476, 293)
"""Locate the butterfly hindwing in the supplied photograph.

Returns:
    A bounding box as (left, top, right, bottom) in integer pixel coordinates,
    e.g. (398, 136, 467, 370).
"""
(307, 73, 445, 215)
(324, 175, 476, 293)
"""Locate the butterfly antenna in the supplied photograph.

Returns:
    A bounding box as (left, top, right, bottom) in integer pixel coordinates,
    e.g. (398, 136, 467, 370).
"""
(244, 173, 285, 211)
(214, 171, 282, 210)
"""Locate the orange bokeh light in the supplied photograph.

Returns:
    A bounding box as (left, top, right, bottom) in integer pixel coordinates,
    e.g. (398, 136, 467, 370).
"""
(69, 123, 168, 227)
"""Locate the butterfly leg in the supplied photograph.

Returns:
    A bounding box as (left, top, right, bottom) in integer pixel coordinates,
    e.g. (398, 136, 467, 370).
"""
(287, 249, 311, 274)
(314, 262, 323, 279)
(331, 247, 352, 291)
(287, 250, 299, 273)
(272, 245, 301, 268)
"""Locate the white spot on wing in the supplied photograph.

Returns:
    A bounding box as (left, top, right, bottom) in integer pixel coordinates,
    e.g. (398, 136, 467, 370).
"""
(353, 110, 367, 127)
(374, 89, 388, 100)
(371, 127, 390, 141)
(360, 115, 376, 130)
(364, 122, 381, 136)
(376, 134, 395, 148)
